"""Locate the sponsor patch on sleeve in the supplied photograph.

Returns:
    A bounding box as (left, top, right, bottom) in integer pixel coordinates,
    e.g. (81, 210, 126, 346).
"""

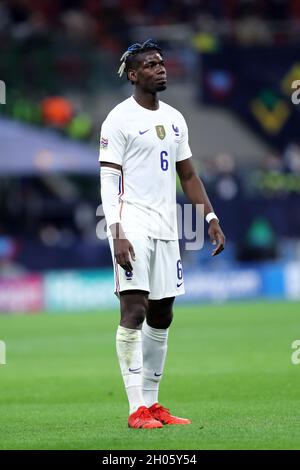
(100, 137, 108, 149)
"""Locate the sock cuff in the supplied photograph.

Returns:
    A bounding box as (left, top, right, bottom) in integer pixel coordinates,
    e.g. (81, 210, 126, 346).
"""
(142, 321, 168, 342)
(116, 325, 141, 342)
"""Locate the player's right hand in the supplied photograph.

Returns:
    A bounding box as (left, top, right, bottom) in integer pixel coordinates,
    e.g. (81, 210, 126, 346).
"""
(113, 238, 136, 272)
(208, 220, 225, 256)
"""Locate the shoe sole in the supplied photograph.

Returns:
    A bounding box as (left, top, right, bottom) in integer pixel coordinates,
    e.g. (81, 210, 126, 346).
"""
(128, 423, 163, 429)
(161, 421, 191, 425)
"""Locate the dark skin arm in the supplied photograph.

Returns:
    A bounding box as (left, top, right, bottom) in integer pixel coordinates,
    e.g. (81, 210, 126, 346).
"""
(176, 158, 225, 256)
(101, 161, 135, 272)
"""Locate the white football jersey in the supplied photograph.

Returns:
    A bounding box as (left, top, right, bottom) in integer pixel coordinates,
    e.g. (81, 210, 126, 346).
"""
(99, 96, 192, 240)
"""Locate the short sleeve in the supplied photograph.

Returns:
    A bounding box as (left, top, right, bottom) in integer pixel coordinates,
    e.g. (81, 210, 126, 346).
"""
(176, 115, 192, 162)
(99, 112, 126, 166)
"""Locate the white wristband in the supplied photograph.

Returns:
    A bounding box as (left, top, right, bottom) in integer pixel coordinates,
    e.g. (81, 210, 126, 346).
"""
(206, 212, 219, 224)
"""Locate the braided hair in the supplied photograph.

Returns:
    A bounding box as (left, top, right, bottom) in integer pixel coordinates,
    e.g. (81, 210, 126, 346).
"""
(117, 39, 162, 80)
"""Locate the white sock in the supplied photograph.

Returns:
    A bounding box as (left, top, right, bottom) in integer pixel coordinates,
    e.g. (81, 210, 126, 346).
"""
(116, 325, 146, 415)
(142, 321, 169, 408)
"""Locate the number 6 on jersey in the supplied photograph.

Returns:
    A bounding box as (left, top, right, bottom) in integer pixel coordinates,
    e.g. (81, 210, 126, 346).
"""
(160, 151, 168, 171)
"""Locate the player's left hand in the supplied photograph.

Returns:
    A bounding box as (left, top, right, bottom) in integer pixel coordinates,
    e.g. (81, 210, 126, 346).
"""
(208, 220, 225, 256)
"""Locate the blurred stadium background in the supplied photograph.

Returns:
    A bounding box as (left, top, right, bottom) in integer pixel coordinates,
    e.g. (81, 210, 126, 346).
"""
(1, 0, 300, 310)
(0, 0, 300, 450)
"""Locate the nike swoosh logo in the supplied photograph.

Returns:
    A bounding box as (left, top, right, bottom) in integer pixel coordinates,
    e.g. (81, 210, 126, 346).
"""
(154, 372, 162, 377)
(139, 129, 150, 135)
(129, 367, 142, 374)
(177, 282, 183, 288)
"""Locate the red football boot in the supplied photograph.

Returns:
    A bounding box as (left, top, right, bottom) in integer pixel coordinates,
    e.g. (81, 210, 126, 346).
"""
(148, 403, 192, 425)
(128, 406, 163, 429)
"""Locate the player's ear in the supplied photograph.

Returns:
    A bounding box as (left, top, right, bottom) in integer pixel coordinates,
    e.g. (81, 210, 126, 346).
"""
(128, 68, 137, 84)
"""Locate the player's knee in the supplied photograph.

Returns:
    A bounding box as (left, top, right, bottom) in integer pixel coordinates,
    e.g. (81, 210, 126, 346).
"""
(125, 308, 146, 328)
(148, 309, 173, 329)
(165, 310, 173, 328)
(120, 295, 148, 328)
(161, 310, 173, 328)
(147, 297, 174, 329)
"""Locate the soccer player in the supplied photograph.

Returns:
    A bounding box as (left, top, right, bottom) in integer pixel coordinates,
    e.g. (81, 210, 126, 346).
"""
(99, 40, 225, 429)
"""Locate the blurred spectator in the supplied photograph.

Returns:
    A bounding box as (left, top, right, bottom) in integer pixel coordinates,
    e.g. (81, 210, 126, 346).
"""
(41, 96, 74, 128)
(61, 8, 97, 45)
(0, 236, 25, 277)
(234, 14, 272, 45)
(237, 216, 278, 261)
(261, 152, 284, 172)
(283, 143, 300, 174)
(214, 153, 240, 201)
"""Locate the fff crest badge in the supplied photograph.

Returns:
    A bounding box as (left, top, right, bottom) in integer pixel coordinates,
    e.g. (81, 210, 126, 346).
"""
(155, 125, 166, 140)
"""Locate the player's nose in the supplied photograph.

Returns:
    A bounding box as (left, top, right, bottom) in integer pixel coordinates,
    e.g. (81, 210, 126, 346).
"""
(156, 67, 166, 78)
(155, 63, 166, 74)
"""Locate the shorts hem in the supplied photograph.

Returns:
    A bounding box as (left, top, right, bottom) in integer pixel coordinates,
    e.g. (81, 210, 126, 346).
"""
(114, 286, 150, 298)
(114, 288, 185, 300)
(148, 289, 185, 300)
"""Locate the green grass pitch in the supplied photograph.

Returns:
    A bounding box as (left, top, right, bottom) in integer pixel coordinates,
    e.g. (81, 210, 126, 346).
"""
(0, 300, 300, 450)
